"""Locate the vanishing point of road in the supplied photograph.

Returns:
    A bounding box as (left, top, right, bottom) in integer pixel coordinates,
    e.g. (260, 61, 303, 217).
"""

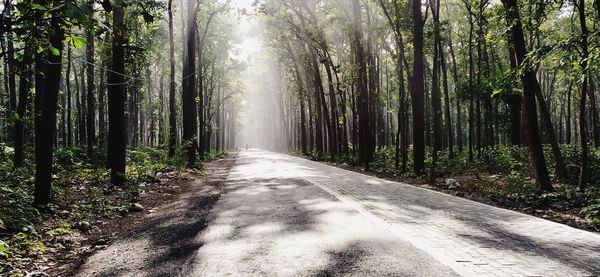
(78, 149, 600, 277)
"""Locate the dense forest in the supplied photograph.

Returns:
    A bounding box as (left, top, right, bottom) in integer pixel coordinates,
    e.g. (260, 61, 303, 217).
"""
(263, 0, 600, 191)
(0, 0, 599, 274)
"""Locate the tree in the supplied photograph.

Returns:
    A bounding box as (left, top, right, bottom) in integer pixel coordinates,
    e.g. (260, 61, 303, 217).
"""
(501, 0, 553, 191)
(182, 0, 198, 166)
(107, 0, 127, 186)
(34, 0, 66, 205)
(351, 0, 373, 167)
(411, 0, 425, 175)
(168, 0, 177, 157)
(86, 0, 96, 159)
(575, 0, 590, 190)
(13, 47, 33, 168)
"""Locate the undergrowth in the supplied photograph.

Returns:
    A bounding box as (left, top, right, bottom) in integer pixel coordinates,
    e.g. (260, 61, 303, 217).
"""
(307, 144, 600, 231)
(0, 144, 225, 276)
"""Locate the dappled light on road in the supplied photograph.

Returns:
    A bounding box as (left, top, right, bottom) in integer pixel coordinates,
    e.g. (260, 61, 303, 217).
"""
(192, 150, 600, 277)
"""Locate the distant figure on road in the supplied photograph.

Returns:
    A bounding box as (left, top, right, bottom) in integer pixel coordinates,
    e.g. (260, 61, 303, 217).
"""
(245, 144, 248, 150)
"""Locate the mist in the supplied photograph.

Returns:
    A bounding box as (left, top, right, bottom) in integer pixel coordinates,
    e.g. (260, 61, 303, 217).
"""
(231, 6, 290, 152)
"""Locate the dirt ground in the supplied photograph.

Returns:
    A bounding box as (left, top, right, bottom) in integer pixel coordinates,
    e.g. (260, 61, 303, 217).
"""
(40, 155, 236, 276)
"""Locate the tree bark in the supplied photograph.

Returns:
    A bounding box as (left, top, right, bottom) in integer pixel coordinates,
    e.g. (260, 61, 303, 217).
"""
(34, 1, 65, 205)
(13, 47, 33, 167)
(576, 0, 589, 190)
(352, 0, 373, 167)
(535, 82, 569, 181)
(410, 0, 425, 174)
(86, 0, 96, 158)
(168, 0, 177, 157)
(182, 0, 198, 166)
(107, 1, 127, 186)
(502, 0, 553, 191)
(67, 46, 73, 147)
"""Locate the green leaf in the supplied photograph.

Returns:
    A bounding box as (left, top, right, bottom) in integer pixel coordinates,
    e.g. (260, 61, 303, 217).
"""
(0, 240, 8, 258)
(46, 227, 74, 235)
(48, 46, 60, 56)
(31, 3, 47, 10)
(65, 3, 87, 24)
(73, 37, 87, 49)
(37, 46, 44, 53)
(0, 219, 4, 230)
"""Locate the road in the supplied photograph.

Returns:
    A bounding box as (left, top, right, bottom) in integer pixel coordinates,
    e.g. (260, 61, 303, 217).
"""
(78, 149, 600, 277)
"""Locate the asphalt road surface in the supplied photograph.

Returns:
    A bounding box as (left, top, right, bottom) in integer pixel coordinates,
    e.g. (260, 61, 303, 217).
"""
(77, 149, 600, 277)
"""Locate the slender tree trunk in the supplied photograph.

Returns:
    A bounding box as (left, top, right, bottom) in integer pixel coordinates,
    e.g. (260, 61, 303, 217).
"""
(566, 81, 572, 144)
(410, 0, 425, 174)
(67, 46, 73, 147)
(535, 83, 568, 181)
(448, 35, 462, 152)
(502, 0, 553, 191)
(14, 47, 33, 167)
(168, 0, 177, 157)
(86, 0, 95, 159)
(352, 0, 373, 167)
(589, 80, 599, 147)
(34, 2, 65, 205)
(6, 3, 16, 144)
(466, 4, 475, 161)
(439, 40, 453, 158)
(79, 65, 87, 145)
(430, 0, 443, 165)
(289, 43, 308, 155)
(507, 44, 522, 146)
(576, 0, 589, 190)
(98, 62, 106, 149)
(182, 0, 198, 166)
(324, 61, 339, 159)
(74, 64, 82, 145)
(107, 1, 127, 186)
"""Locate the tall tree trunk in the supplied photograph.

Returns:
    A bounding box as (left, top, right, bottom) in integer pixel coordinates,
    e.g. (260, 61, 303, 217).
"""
(67, 46, 73, 147)
(309, 52, 325, 158)
(507, 44, 522, 146)
(430, 0, 443, 164)
(589, 81, 599, 147)
(86, 1, 95, 158)
(395, 62, 407, 168)
(168, 0, 177, 157)
(98, 62, 106, 149)
(6, 1, 16, 144)
(74, 64, 82, 145)
(439, 40, 453, 158)
(324, 60, 339, 159)
(535, 83, 569, 181)
(448, 35, 462, 152)
(288, 43, 308, 155)
(14, 47, 33, 167)
(466, 3, 475, 161)
(502, 0, 553, 191)
(182, 0, 198, 166)
(576, 0, 589, 190)
(352, 0, 373, 167)
(34, 2, 65, 205)
(107, 1, 127, 186)
(158, 71, 165, 146)
(566, 81, 572, 144)
(79, 65, 87, 145)
(410, 0, 425, 174)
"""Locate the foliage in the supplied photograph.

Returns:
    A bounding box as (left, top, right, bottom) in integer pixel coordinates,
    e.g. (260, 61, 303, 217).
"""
(0, 146, 195, 275)
(321, 144, 600, 230)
